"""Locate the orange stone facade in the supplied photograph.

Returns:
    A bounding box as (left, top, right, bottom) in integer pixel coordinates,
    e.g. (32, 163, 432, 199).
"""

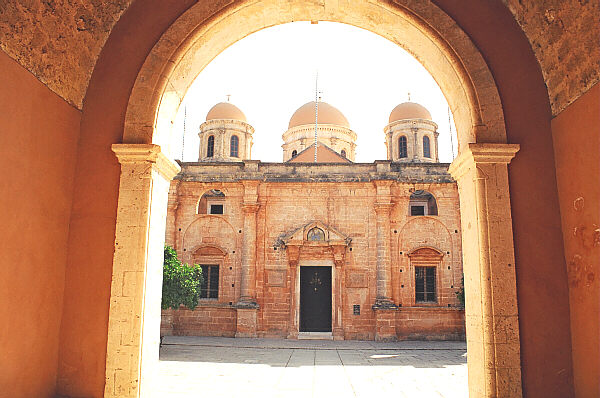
(160, 100, 465, 341)
(161, 162, 465, 340)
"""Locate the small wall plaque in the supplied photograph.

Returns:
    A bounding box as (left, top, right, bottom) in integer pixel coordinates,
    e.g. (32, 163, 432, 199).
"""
(353, 304, 360, 315)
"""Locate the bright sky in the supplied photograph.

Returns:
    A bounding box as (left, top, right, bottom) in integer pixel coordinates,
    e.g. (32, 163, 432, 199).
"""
(172, 21, 457, 163)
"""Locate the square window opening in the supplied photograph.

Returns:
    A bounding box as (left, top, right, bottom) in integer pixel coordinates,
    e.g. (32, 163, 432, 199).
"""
(209, 204, 224, 215)
(411, 205, 425, 216)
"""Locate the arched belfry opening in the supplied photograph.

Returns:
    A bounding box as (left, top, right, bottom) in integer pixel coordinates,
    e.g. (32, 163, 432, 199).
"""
(107, 2, 524, 397)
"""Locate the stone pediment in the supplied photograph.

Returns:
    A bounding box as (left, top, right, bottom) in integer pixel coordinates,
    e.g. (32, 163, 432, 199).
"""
(279, 221, 351, 247)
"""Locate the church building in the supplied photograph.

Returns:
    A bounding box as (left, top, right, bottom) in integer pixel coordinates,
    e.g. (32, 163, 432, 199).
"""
(161, 100, 465, 341)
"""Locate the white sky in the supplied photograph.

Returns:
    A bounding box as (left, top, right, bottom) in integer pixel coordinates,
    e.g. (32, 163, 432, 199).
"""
(172, 21, 457, 163)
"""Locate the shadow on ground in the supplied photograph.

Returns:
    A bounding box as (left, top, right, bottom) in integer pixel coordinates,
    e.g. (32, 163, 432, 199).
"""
(159, 336, 467, 369)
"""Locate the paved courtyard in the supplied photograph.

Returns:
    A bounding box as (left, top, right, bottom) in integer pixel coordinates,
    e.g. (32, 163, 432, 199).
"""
(157, 336, 467, 398)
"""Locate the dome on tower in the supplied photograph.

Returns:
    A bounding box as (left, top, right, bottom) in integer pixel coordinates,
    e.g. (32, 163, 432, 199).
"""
(389, 102, 432, 123)
(288, 101, 350, 129)
(206, 102, 247, 122)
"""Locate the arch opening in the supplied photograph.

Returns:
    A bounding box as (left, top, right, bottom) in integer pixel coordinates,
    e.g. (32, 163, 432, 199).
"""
(109, 1, 523, 397)
(124, 0, 507, 157)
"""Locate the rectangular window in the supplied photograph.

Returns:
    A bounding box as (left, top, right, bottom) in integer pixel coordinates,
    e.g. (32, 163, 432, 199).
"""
(415, 266, 436, 303)
(209, 204, 224, 214)
(410, 205, 425, 216)
(199, 265, 219, 299)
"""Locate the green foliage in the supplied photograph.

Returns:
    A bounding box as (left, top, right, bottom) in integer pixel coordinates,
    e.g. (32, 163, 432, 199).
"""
(161, 245, 203, 310)
(455, 274, 465, 308)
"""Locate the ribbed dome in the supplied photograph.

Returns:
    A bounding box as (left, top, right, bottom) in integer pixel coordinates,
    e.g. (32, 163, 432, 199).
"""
(288, 101, 350, 129)
(389, 102, 432, 123)
(206, 102, 246, 122)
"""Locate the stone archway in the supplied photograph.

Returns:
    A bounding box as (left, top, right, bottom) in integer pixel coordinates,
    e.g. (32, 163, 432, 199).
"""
(106, 2, 522, 397)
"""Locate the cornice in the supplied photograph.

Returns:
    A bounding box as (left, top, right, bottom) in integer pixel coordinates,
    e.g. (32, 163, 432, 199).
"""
(111, 144, 181, 180)
(448, 143, 520, 181)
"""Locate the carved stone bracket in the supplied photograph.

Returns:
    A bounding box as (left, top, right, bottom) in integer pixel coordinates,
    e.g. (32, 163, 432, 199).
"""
(332, 245, 346, 268)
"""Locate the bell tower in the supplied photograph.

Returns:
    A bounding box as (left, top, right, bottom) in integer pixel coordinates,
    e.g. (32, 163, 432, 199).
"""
(384, 102, 439, 163)
(199, 102, 254, 162)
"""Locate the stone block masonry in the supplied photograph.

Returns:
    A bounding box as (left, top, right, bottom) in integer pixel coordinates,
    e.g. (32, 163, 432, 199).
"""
(161, 161, 465, 341)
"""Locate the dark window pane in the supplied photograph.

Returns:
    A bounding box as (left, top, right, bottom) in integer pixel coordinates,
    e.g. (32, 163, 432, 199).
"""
(399, 136, 407, 158)
(200, 265, 209, 299)
(207, 136, 214, 158)
(411, 205, 425, 216)
(423, 136, 431, 158)
(210, 204, 224, 214)
(426, 267, 436, 301)
(209, 265, 219, 299)
(230, 135, 239, 157)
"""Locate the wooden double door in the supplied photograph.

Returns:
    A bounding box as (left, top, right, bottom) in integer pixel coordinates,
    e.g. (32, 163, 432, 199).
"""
(300, 266, 332, 332)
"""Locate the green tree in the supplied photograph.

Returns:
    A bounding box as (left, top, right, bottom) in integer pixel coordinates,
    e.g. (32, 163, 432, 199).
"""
(161, 245, 203, 310)
(455, 274, 465, 308)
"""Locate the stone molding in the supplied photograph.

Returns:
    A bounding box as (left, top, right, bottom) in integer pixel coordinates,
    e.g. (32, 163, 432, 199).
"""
(112, 143, 180, 180)
(448, 143, 520, 180)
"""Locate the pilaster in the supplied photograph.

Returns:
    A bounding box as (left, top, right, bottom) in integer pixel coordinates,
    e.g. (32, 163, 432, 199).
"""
(236, 180, 260, 337)
(448, 143, 522, 398)
(104, 144, 180, 398)
(372, 180, 397, 341)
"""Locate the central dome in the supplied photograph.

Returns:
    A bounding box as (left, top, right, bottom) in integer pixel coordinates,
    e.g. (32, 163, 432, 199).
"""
(288, 101, 350, 129)
(206, 102, 247, 122)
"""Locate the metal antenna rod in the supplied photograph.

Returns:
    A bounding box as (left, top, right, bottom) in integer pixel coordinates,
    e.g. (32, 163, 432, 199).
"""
(448, 106, 455, 160)
(181, 104, 187, 161)
(314, 72, 319, 163)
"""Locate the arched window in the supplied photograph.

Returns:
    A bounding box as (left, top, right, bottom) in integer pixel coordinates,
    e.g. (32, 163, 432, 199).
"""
(291, 150, 297, 158)
(230, 135, 239, 157)
(409, 190, 438, 216)
(207, 135, 214, 158)
(197, 189, 225, 214)
(341, 149, 347, 158)
(423, 136, 431, 158)
(307, 227, 325, 241)
(398, 136, 408, 158)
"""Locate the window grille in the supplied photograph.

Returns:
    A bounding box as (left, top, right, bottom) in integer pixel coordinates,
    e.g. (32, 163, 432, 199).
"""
(415, 266, 436, 302)
(200, 265, 219, 299)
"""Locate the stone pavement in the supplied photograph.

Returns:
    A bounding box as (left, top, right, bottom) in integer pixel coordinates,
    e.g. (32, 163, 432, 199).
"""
(156, 336, 467, 398)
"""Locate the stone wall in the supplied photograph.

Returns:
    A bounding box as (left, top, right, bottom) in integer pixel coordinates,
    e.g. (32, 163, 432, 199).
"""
(161, 163, 465, 340)
(1, 1, 596, 113)
(502, 0, 599, 114)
